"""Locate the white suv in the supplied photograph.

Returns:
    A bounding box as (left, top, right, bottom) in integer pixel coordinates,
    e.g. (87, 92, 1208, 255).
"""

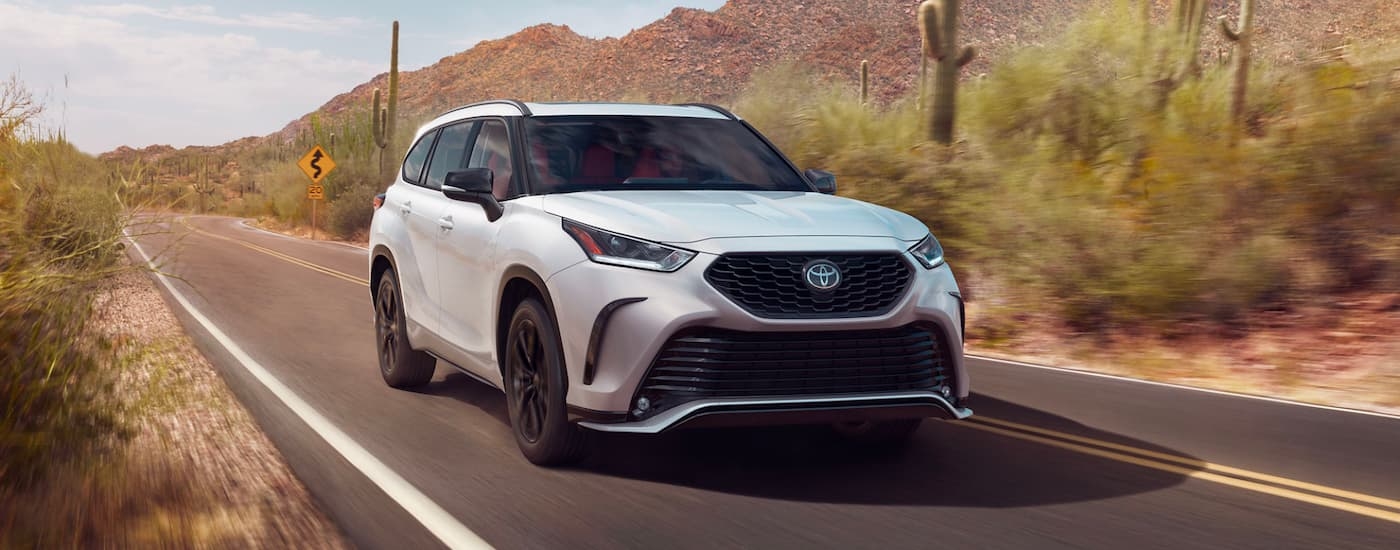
(368, 101, 971, 465)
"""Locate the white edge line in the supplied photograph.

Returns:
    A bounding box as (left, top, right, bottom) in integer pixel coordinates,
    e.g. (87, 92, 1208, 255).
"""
(237, 218, 370, 252)
(125, 230, 492, 550)
(969, 354, 1400, 421)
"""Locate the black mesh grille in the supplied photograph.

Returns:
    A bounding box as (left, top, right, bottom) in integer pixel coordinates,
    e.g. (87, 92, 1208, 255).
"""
(705, 253, 913, 318)
(636, 324, 949, 410)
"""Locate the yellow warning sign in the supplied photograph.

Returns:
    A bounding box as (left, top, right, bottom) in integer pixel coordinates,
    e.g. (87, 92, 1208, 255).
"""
(297, 145, 336, 184)
(307, 184, 325, 200)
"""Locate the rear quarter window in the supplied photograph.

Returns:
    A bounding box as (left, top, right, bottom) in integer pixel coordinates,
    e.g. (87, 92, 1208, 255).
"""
(402, 131, 437, 185)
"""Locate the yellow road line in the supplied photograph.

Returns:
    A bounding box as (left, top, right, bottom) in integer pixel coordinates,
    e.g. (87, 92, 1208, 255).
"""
(170, 217, 1400, 525)
(973, 416, 1400, 512)
(958, 420, 1400, 524)
(179, 218, 369, 287)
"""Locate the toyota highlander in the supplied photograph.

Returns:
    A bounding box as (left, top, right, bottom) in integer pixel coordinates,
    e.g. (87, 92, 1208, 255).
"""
(368, 100, 971, 465)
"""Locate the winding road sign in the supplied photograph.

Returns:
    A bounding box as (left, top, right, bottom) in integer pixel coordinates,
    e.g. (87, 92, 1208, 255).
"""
(297, 145, 336, 184)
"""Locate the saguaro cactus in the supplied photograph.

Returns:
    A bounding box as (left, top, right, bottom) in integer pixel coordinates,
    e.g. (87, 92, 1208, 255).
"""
(860, 60, 870, 105)
(919, 0, 975, 144)
(387, 20, 399, 153)
(372, 21, 400, 177)
(1220, 0, 1256, 137)
(192, 161, 218, 214)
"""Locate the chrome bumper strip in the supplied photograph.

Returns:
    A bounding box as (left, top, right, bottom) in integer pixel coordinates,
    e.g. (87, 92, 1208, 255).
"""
(577, 391, 972, 434)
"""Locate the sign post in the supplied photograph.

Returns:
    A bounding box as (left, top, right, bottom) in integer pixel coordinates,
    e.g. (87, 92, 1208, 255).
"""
(297, 145, 336, 240)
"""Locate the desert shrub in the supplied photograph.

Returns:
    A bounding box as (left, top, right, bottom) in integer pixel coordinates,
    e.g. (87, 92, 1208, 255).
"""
(327, 181, 377, 239)
(1, 81, 130, 488)
(735, 1, 1398, 335)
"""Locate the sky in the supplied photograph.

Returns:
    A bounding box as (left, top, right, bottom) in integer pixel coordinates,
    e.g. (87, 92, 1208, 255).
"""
(0, 0, 726, 154)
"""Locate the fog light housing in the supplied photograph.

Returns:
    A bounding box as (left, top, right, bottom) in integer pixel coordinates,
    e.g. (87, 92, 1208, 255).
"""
(940, 385, 952, 397)
(632, 396, 652, 417)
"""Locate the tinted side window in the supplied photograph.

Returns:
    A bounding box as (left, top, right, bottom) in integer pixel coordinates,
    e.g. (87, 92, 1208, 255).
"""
(466, 120, 514, 199)
(423, 121, 478, 191)
(401, 131, 437, 185)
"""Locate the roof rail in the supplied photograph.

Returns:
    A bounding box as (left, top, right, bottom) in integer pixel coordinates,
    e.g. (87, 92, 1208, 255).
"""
(434, 99, 533, 119)
(675, 103, 738, 120)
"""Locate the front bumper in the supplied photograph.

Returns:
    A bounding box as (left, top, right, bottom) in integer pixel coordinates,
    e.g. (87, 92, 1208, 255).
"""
(577, 392, 973, 434)
(544, 235, 969, 425)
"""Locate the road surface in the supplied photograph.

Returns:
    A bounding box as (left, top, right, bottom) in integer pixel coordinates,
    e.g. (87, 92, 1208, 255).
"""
(128, 215, 1400, 549)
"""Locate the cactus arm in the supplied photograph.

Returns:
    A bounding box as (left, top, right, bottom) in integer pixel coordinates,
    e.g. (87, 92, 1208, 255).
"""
(1219, 16, 1240, 42)
(860, 60, 870, 104)
(372, 88, 387, 149)
(956, 45, 976, 68)
(919, 0, 941, 60)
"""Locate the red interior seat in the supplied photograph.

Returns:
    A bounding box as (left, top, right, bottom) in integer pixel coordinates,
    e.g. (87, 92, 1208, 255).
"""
(579, 144, 616, 184)
(631, 148, 661, 178)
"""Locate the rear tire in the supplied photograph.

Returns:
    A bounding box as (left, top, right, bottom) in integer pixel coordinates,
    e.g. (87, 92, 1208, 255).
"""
(504, 297, 587, 466)
(831, 418, 923, 448)
(374, 269, 436, 388)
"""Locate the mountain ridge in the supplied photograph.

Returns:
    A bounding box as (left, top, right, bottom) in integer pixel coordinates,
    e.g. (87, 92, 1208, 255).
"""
(102, 0, 1399, 159)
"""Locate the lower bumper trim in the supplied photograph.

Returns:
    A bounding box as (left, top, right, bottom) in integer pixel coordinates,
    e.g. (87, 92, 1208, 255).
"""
(577, 392, 972, 434)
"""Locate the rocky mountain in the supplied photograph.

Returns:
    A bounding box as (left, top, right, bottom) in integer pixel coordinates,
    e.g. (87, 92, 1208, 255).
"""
(104, 0, 1400, 158)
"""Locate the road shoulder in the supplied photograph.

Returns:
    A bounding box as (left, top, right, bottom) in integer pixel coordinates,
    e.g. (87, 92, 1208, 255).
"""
(0, 267, 349, 547)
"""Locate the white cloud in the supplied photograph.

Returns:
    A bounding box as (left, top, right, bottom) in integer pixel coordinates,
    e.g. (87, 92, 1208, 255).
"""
(72, 3, 367, 33)
(0, 2, 379, 152)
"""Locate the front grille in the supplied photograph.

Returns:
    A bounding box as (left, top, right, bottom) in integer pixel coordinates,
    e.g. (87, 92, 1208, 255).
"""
(635, 324, 950, 412)
(705, 253, 913, 318)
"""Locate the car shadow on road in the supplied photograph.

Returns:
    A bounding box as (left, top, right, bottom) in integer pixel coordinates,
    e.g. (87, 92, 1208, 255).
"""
(417, 372, 514, 427)
(583, 394, 1209, 508)
(423, 374, 1203, 509)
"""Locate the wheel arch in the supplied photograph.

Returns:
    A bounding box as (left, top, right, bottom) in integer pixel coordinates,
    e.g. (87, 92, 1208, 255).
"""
(496, 264, 563, 380)
(370, 245, 398, 300)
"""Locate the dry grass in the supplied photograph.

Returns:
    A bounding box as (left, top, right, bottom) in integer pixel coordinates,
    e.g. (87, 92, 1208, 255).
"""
(0, 269, 348, 548)
(966, 293, 1400, 415)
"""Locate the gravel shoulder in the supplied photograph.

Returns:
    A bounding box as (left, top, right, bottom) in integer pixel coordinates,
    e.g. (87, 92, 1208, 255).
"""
(0, 267, 350, 548)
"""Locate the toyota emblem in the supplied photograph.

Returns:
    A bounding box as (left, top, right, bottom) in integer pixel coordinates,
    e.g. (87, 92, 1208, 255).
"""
(803, 260, 842, 292)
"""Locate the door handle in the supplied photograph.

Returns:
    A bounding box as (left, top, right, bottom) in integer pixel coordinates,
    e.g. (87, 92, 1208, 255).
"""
(437, 215, 454, 231)
(400, 200, 413, 217)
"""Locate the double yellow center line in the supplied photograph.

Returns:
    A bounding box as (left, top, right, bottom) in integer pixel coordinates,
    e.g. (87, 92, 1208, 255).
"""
(959, 417, 1400, 524)
(179, 218, 370, 287)
(176, 216, 1400, 526)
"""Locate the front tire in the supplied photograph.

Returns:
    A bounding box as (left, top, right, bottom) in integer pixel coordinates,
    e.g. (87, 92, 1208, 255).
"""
(374, 269, 436, 388)
(504, 297, 586, 466)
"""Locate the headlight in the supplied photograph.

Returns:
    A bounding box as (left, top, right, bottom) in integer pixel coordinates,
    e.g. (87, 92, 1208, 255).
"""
(909, 234, 945, 269)
(562, 219, 696, 272)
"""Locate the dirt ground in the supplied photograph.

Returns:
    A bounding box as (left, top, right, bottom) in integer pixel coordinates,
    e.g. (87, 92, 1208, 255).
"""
(967, 292, 1400, 416)
(0, 268, 349, 548)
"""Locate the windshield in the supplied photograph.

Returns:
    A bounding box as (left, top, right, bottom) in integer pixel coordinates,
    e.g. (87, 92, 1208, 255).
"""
(523, 115, 810, 194)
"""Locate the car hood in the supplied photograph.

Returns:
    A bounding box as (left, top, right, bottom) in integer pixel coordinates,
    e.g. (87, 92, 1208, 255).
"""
(541, 190, 929, 245)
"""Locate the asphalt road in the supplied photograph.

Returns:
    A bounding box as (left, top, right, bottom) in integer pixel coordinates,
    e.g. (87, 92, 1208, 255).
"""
(128, 215, 1400, 549)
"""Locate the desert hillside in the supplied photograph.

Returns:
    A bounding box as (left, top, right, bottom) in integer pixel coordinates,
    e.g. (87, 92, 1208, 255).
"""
(101, 0, 1399, 160)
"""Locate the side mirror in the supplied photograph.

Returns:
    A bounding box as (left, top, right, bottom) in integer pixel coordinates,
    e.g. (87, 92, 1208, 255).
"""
(444, 168, 494, 195)
(442, 169, 503, 222)
(804, 169, 837, 195)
